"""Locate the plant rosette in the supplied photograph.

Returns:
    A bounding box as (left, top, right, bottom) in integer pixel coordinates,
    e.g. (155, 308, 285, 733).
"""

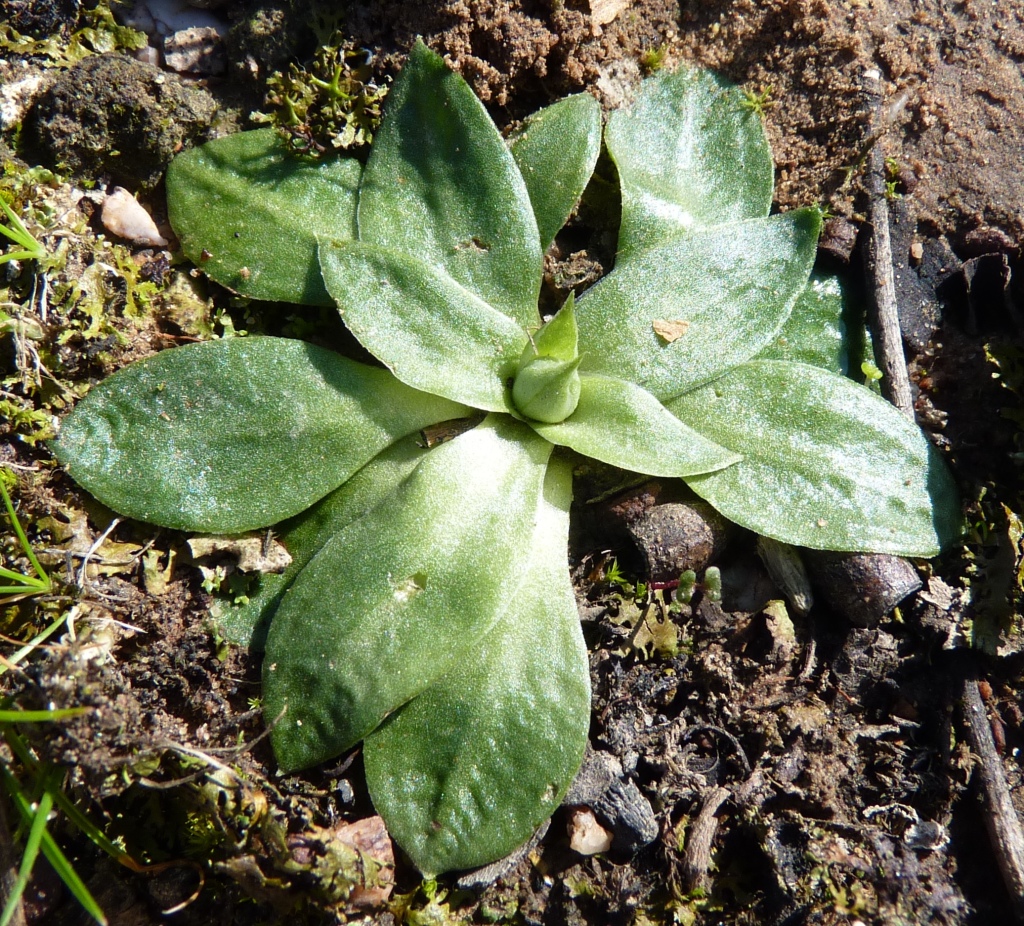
(51, 41, 961, 876)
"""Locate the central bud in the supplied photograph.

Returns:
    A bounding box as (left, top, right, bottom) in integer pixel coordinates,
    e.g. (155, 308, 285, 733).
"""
(511, 297, 582, 424)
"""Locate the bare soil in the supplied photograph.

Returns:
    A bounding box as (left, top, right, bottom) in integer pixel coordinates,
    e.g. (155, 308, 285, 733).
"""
(2, 2, 1023, 925)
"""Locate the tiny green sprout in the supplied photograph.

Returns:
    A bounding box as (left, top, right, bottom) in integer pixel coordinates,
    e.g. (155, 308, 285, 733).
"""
(0, 197, 46, 267)
(603, 558, 628, 589)
(883, 157, 903, 200)
(740, 84, 775, 117)
(676, 569, 698, 605)
(0, 472, 52, 604)
(815, 201, 836, 221)
(703, 566, 723, 604)
(861, 359, 884, 382)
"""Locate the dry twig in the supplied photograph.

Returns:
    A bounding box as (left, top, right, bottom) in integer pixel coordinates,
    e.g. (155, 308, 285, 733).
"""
(680, 786, 730, 894)
(962, 673, 1024, 921)
(862, 69, 915, 421)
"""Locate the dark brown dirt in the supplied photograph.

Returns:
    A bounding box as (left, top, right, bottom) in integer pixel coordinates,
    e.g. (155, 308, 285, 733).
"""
(2, 2, 1024, 925)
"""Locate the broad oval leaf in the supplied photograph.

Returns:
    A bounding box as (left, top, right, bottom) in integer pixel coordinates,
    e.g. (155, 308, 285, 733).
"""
(667, 360, 962, 555)
(166, 128, 360, 305)
(264, 416, 553, 771)
(576, 209, 821, 400)
(509, 93, 602, 252)
(364, 455, 589, 876)
(606, 66, 773, 259)
(216, 433, 437, 650)
(52, 338, 467, 533)
(530, 373, 739, 477)
(320, 240, 527, 412)
(357, 41, 542, 328)
(756, 272, 859, 374)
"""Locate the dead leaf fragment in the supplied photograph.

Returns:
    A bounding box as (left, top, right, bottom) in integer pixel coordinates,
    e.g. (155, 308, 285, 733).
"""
(187, 535, 291, 573)
(334, 816, 395, 909)
(143, 548, 177, 595)
(653, 319, 690, 343)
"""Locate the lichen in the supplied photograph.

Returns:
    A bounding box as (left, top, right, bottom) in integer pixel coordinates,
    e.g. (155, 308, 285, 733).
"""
(0, 0, 146, 69)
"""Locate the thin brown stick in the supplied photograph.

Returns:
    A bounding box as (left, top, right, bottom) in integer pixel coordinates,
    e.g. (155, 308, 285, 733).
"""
(862, 70, 915, 421)
(680, 786, 730, 894)
(962, 674, 1024, 921)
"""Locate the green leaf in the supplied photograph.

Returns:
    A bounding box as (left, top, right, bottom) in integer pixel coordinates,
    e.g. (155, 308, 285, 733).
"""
(264, 416, 552, 771)
(531, 373, 739, 477)
(52, 338, 466, 533)
(364, 455, 589, 876)
(166, 128, 360, 306)
(529, 293, 579, 363)
(576, 209, 821, 400)
(216, 434, 433, 649)
(607, 66, 773, 259)
(320, 240, 527, 412)
(668, 360, 962, 555)
(756, 272, 859, 374)
(509, 93, 602, 251)
(357, 41, 542, 328)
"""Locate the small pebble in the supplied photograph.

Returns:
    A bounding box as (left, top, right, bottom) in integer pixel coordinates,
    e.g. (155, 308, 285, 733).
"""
(164, 26, 227, 75)
(568, 807, 614, 855)
(101, 187, 168, 247)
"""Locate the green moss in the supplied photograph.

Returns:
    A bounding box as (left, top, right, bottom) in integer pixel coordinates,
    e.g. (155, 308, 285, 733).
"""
(253, 39, 388, 157)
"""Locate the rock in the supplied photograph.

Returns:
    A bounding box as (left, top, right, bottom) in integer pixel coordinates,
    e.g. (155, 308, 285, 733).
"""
(564, 747, 623, 805)
(2, 0, 79, 38)
(626, 500, 732, 585)
(818, 216, 858, 264)
(123, 0, 227, 38)
(568, 808, 614, 855)
(27, 54, 216, 189)
(0, 63, 48, 134)
(564, 748, 658, 852)
(164, 26, 227, 75)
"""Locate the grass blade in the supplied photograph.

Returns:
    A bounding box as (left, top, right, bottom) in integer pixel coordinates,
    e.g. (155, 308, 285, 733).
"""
(0, 477, 50, 587)
(0, 789, 51, 926)
(1, 768, 108, 926)
(0, 709, 89, 724)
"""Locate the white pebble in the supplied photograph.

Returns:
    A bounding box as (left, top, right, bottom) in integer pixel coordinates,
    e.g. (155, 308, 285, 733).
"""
(567, 807, 613, 855)
(101, 187, 168, 247)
